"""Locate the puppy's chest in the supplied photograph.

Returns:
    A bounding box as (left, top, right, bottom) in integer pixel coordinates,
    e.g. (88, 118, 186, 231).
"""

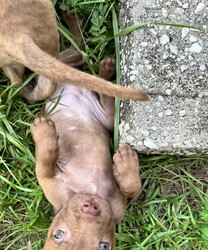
(55, 167, 115, 198)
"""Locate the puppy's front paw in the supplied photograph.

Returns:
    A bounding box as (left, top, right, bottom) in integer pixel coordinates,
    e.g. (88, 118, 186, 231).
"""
(99, 58, 116, 80)
(113, 145, 141, 198)
(30, 116, 58, 145)
(30, 117, 59, 165)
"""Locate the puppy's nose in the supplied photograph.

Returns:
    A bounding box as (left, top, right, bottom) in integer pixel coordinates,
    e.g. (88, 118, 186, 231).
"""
(81, 200, 101, 216)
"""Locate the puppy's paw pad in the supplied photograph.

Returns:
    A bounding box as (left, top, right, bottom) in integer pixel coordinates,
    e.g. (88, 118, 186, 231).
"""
(30, 117, 58, 144)
(113, 145, 140, 178)
(113, 145, 141, 197)
(113, 145, 139, 166)
(99, 58, 116, 80)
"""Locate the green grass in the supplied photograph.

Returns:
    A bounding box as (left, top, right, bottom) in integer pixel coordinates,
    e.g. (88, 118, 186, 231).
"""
(117, 155, 208, 249)
(1, 0, 208, 249)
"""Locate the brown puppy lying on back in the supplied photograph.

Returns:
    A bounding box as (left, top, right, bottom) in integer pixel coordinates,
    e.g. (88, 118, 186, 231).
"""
(0, 0, 149, 102)
(30, 11, 142, 250)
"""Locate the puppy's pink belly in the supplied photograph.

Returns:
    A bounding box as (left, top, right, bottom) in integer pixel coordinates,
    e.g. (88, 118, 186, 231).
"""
(46, 84, 97, 114)
(46, 84, 112, 130)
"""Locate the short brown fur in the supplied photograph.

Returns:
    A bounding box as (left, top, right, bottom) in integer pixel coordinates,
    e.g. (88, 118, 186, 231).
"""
(0, 0, 149, 102)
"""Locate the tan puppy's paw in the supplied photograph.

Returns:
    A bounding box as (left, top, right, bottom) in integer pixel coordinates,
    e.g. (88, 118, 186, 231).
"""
(99, 58, 116, 80)
(113, 145, 141, 198)
(30, 116, 58, 145)
(30, 117, 59, 167)
(113, 145, 140, 175)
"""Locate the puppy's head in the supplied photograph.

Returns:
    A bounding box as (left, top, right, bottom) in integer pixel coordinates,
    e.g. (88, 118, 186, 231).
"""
(44, 194, 115, 250)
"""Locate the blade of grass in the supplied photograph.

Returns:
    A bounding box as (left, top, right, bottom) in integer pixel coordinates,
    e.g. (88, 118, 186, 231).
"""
(111, 6, 120, 151)
(114, 22, 206, 38)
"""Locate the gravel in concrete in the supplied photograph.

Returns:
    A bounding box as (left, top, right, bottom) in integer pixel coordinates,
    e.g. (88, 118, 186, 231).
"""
(119, 0, 208, 154)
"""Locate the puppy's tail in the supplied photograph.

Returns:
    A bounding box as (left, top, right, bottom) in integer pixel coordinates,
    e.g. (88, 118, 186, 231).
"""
(17, 36, 149, 101)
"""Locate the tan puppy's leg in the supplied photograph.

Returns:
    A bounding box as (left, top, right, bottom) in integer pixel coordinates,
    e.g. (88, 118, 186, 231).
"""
(3, 63, 25, 87)
(21, 11, 84, 103)
(30, 117, 59, 179)
(113, 145, 141, 198)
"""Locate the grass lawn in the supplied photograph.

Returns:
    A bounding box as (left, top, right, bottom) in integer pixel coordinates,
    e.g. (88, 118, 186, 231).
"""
(0, 0, 208, 249)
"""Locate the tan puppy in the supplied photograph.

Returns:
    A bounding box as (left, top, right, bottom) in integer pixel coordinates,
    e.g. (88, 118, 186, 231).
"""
(30, 11, 141, 250)
(0, 0, 149, 102)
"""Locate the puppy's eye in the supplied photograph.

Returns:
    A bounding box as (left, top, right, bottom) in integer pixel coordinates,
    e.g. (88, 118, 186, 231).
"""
(53, 230, 65, 239)
(100, 242, 109, 250)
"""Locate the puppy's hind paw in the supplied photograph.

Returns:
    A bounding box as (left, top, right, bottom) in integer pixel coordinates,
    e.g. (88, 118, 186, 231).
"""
(99, 58, 116, 80)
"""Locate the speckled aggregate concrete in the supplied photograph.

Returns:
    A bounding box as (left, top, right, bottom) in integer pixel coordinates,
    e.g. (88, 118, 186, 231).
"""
(119, 0, 208, 154)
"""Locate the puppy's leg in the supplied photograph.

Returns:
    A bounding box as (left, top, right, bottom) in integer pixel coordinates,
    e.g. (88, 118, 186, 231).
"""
(19, 47, 57, 102)
(98, 58, 116, 131)
(3, 63, 25, 87)
(20, 77, 57, 103)
(113, 145, 141, 198)
(30, 117, 59, 179)
(20, 11, 84, 103)
(59, 10, 84, 67)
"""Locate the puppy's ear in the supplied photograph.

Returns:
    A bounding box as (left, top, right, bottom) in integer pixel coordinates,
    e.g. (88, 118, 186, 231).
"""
(27, 241, 34, 250)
